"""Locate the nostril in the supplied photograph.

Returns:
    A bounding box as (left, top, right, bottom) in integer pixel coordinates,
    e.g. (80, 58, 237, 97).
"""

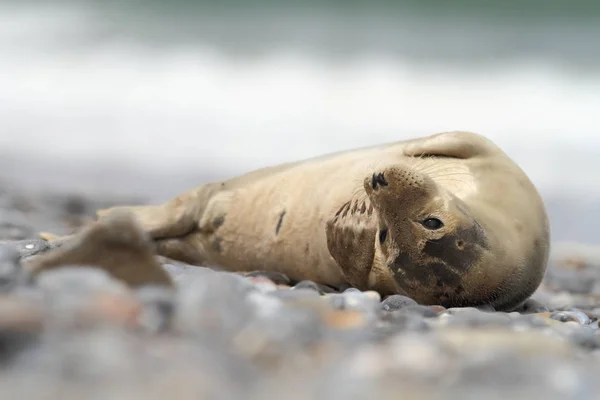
(377, 173, 388, 186)
(379, 228, 388, 244)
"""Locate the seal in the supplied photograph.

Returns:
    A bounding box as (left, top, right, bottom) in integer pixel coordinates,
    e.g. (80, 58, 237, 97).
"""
(41, 131, 550, 310)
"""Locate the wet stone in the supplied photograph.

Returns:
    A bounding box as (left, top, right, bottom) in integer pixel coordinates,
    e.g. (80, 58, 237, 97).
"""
(379, 310, 429, 333)
(0, 239, 50, 259)
(0, 244, 25, 292)
(0, 210, 34, 241)
(550, 310, 590, 325)
(244, 270, 291, 285)
(381, 295, 418, 311)
(0, 296, 44, 365)
(292, 280, 322, 294)
(558, 325, 600, 349)
(174, 271, 258, 336)
(161, 263, 215, 282)
(327, 292, 380, 314)
(135, 285, 176, 333)
(391, 305, 440, 318)
(269, 288, 320, 301)
(246, 276, 278, 293)
(531, 290, 575, 311)
(544, 268, 599, 294)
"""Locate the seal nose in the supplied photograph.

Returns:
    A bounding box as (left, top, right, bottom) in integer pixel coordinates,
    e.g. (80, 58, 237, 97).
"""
(371, 172, 388, 190)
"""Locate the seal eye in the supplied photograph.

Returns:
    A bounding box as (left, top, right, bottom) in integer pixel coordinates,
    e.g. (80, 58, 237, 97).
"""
(379, 228, 388, 244)
(422, 218, 444, 230)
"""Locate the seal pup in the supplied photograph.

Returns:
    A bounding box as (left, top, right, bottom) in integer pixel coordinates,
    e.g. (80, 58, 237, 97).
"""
(41, 131, 550, 310)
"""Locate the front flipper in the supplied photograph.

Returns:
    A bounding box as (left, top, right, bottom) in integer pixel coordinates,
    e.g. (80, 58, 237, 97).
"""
(402, 131, 495, 159)
(325, 199, 378, 290)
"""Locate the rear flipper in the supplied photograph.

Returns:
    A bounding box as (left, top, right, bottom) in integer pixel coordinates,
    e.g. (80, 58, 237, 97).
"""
(40, 183, 221, 244)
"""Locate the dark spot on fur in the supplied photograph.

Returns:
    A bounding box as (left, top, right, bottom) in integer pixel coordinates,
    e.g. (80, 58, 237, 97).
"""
(212, 215, 225, 229)
(211, 237, 223, 253)
(456, 240, 464, 249)
(429, 262, 461, 287)
(392, 252, 429, 283)
(454, 284, 465, 295)
(305, 244, 310, 254)
(275, 211, 286, 235)
(391, 254, 461, 292)
(423, 222, 489, 272)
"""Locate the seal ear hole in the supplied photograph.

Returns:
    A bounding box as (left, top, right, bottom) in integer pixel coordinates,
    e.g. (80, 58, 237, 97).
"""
(379, 228, 388, 244)
(456, 240, 464, 249)
(422, 218, 444, 230)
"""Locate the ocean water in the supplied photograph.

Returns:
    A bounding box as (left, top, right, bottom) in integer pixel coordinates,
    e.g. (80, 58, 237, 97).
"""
(1, 0, 599, 245)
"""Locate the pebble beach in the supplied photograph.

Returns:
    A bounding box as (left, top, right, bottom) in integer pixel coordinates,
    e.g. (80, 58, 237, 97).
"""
(2, 177, 600, 400)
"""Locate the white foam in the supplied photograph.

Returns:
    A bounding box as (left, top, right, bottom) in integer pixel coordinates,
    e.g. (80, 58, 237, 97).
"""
(0, 4, 599, 196)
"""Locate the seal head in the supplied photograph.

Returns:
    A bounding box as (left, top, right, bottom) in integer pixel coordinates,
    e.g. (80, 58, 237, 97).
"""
(364, 164, 496, 307)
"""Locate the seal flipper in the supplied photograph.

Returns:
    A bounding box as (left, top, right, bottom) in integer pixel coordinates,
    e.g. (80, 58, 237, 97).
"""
(96, 183, 222, 240)
(325, 199, 377, 290)
(402, 131, 494, 159)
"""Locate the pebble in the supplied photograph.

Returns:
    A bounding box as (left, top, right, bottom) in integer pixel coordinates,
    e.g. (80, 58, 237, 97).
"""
(1, 239, 50, 259)
(4, 179, 600, 397)
(292, 280, 322, 294)
(381, 295, 418, 311)
(269, 288, 321, 301)
(246, 276, 278, 293)
(550, 310, 590, 325)
(0, 296, 44, 364)
(244, 270, 291, 285)
(0, 244, 24, 292)
(135, 285, 176, 333)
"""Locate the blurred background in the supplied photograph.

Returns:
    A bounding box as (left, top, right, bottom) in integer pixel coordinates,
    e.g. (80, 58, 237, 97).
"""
(1, 0, 599, 247)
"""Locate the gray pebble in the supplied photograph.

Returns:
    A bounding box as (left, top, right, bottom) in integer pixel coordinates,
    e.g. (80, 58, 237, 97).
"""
(269, 288, 320, 301)
(381, 295, 418, 311)
(174, 271, 257, 336)
(379, 311, 429, 332)
(328, 292, 379, 314)
(544, 268, 598, 294)
(561, 326, 600, 349)
(292, 280, 322, 294)
(35, 266, 129, 294)
(550, 310, 590, 325)
(395, 305, 440, 318)
(0, 244, 25, 292)
(244, 271, 291, 285)
(0, 239, 50, 259)
(0, 210, 34, 240)
(135, 285, 176, 333)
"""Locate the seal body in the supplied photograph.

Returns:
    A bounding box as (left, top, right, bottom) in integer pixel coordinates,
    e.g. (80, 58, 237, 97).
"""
(66, 131, 551, 310)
